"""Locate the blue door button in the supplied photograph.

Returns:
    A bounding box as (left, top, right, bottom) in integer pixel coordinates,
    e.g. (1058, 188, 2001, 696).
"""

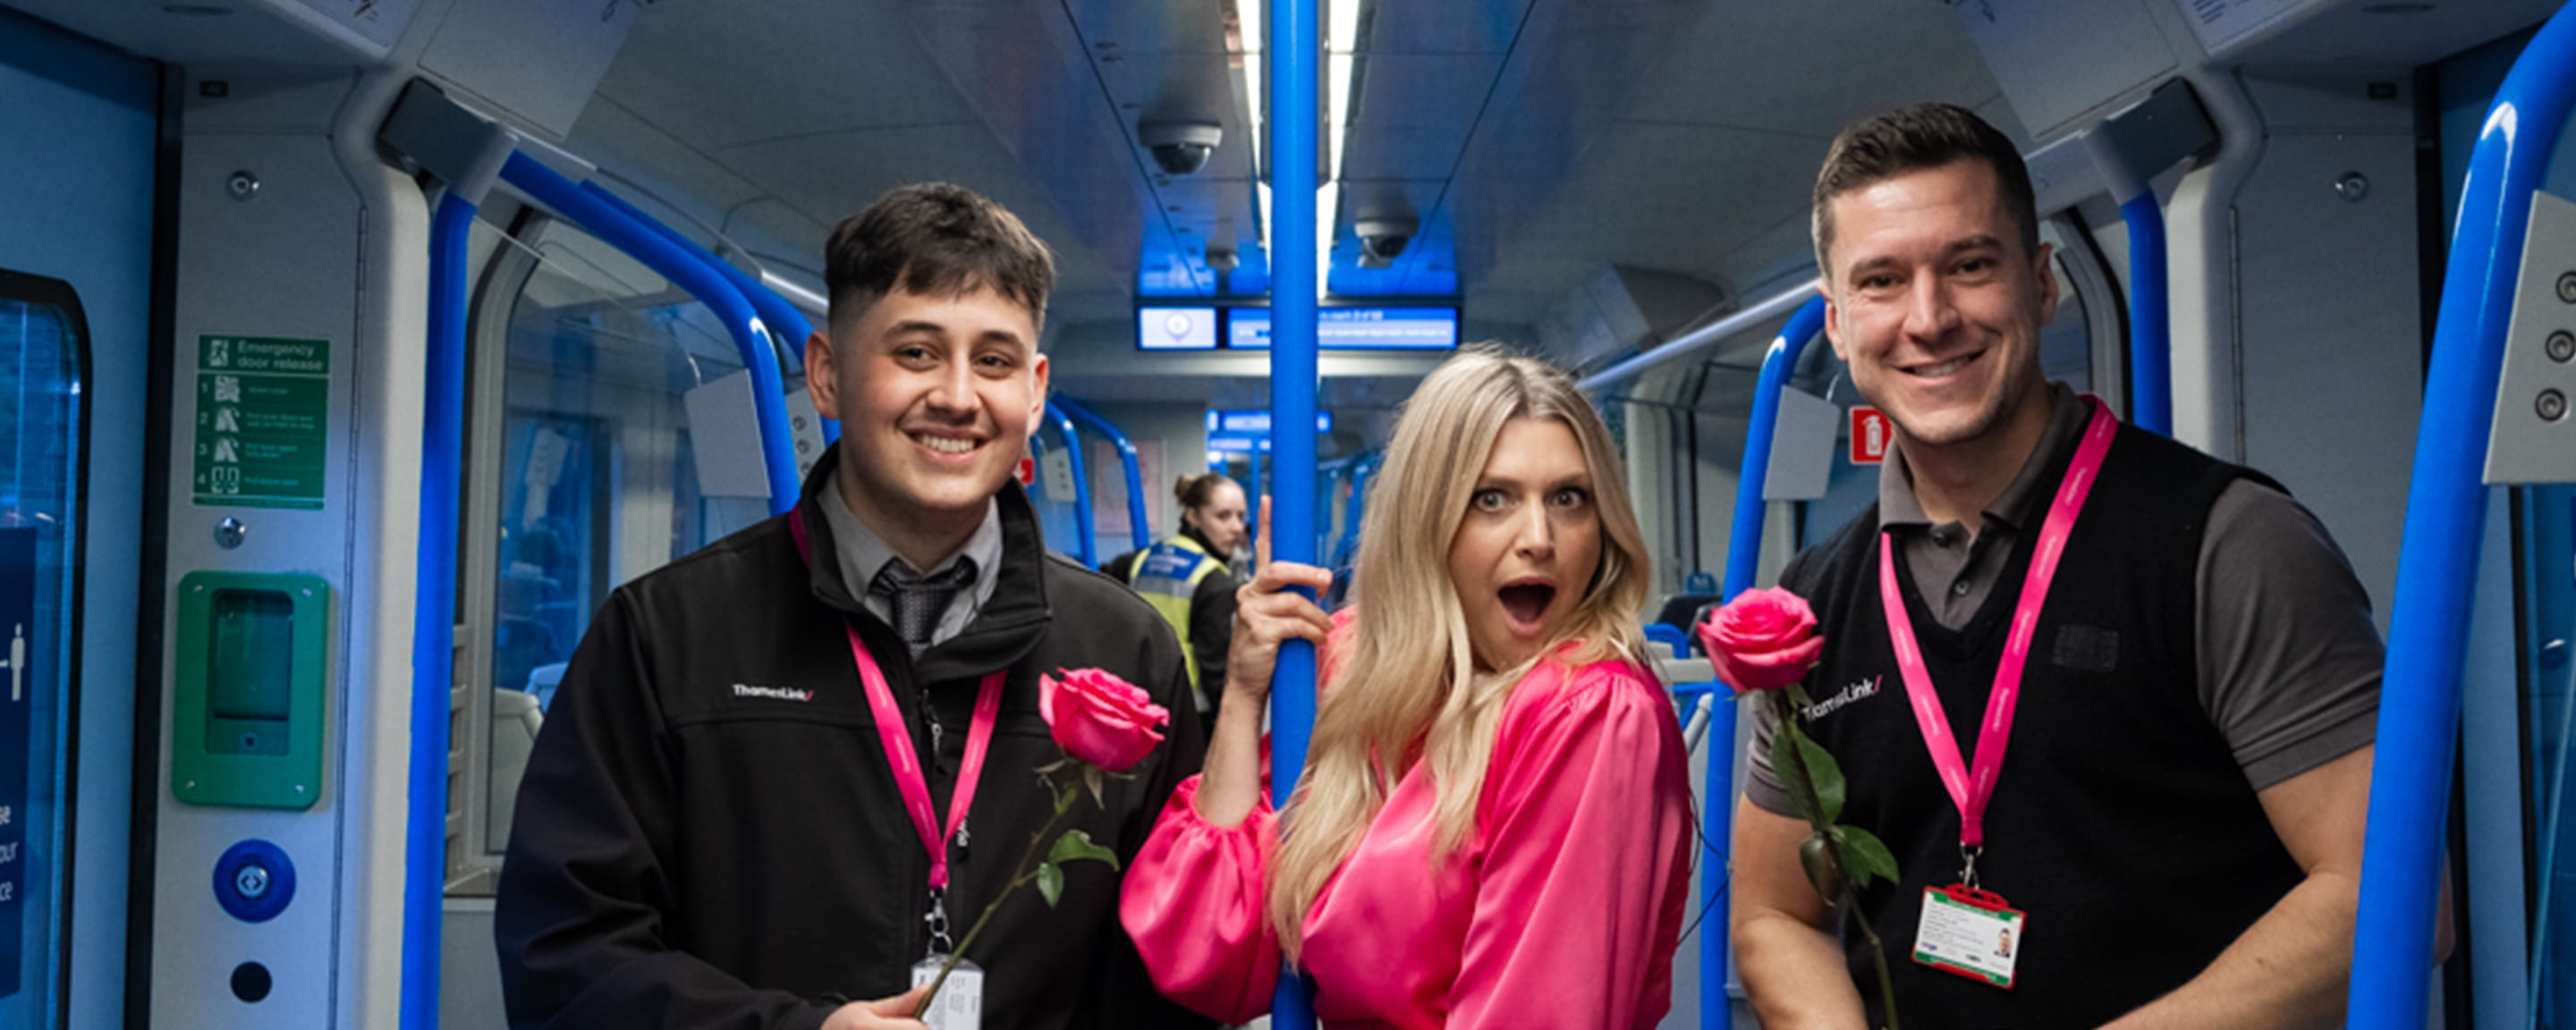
(213, 840, 294, 923)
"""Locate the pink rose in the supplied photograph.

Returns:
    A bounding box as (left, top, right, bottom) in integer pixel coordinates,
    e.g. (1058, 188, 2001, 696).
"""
(1038, 668, 1170, 772)
(1696, 587, 1824, 694)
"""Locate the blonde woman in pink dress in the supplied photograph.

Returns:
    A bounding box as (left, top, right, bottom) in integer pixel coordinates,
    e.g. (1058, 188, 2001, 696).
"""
(1120, 350, 1696, 1029)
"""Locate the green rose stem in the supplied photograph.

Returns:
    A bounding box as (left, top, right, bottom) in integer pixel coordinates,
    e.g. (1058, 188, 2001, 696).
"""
(1775, 680, 1901, 1030)
(915, 768, 1116, 1018)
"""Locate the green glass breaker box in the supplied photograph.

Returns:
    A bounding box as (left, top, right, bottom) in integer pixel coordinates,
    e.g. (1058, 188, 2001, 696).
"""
(172, 571, 328, 809)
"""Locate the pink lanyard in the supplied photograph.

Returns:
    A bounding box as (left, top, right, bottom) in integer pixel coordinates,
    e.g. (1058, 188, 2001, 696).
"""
(845, 626, 1004, 892)
(1877, 396, 2115, 854)
(792, 512, 1006, 892)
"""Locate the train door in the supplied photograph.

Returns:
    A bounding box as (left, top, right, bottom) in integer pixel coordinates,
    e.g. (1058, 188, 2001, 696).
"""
(2436, 24, 2576, 1030)
(0, 10, 160, 1026)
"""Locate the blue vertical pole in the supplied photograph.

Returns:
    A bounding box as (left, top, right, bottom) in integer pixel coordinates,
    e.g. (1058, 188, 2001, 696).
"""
(1704, 295, 1826, 1030)
(403, 192, 476, 1030)
(2351, 7, 2576, 1025)
(2117, 192, 2172, 436)
(1043, 402, 1097, 568)
(1268, 0, 1321, 1021)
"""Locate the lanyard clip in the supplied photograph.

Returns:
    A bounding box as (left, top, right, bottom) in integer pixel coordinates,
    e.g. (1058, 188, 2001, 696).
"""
(924, 887, 954, 958)
(1959, 843, 1985, 891)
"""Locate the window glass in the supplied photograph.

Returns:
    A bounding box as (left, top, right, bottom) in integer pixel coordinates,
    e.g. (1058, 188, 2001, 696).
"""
(470, 216, 763, 865)
(0, 273, 84, 1024)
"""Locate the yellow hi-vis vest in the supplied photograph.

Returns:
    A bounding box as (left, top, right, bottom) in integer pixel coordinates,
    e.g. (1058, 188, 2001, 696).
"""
(1125, 534, 1227, 711)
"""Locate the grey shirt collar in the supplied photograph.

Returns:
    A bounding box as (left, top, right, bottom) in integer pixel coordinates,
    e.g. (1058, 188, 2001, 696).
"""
(1877, 381, 2086, 536)
(819, 468, 1004, 654)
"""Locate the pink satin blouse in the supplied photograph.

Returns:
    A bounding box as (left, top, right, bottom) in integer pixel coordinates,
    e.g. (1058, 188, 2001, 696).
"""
(1119, 656, 1695, 1029)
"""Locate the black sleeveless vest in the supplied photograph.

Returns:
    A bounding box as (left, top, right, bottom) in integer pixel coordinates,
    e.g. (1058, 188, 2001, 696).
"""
(1777, 423, 2302, 1030)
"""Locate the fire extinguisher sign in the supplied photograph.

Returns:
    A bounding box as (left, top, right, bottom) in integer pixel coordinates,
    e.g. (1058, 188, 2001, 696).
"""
(1850, 407, 1891, 465)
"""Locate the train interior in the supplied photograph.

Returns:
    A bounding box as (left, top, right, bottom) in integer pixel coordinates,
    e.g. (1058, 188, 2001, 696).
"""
(1, 0, 2574, 1026)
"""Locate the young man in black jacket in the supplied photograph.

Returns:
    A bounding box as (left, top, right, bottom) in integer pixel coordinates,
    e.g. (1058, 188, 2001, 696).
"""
(496, 182, 1212, 1030)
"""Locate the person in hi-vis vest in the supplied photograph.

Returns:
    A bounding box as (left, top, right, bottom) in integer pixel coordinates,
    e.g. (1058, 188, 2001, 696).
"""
(1105, 473, 1247, 729)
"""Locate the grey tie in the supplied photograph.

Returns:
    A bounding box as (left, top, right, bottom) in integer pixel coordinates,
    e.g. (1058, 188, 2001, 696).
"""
(871, 558, 977, 653)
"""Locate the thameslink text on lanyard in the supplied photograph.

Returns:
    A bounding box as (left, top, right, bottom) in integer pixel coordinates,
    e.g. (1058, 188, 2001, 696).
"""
(792, 514, 1006, 956)
(1877, 395, 2116, 884)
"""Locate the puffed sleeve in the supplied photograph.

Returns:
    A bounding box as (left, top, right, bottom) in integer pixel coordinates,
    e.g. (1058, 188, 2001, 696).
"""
(1450, 660, 1695, 1030)
(1119, 775, 1284, 1024)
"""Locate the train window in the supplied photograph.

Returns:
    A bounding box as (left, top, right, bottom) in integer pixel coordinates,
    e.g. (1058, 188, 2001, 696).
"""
(449, 211, 767, 891)
(0, 269, 87, 1022)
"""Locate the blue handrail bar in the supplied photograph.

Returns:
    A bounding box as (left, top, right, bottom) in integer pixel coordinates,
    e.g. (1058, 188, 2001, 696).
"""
(1706, 293, 1828, 1030)
(2117, 191, 2173, 436)
(403, 192, 476, 1030)
(1268, 0, 1323, 1019)
(1041, 402, 1097, 568)
(2350, 6, 2576, 1024)
(578, 182, 839, 446)
(1051, 395, 1154, 553)
(499, 152, 799, 514)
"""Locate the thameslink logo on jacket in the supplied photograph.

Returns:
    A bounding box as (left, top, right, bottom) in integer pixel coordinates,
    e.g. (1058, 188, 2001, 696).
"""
(732, 683, 814, 703)
(1800, 674, 1882, 722)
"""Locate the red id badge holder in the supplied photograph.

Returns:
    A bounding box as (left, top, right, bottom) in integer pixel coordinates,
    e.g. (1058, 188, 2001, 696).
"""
(1911, 884, 2025, 989)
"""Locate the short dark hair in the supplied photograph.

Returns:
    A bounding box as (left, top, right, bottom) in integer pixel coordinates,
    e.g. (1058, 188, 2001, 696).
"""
(824, 182, 1056, 333)
(1811, 103, 2037, 276)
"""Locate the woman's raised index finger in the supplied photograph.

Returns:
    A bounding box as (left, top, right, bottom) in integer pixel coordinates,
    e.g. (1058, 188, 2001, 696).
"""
(1255, 494, 1274, 570)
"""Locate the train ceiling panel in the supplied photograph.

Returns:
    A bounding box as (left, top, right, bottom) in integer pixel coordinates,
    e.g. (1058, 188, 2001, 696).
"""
(3, 1, 358, 65)
(1342, 54, 1504, 182)
(588, 6, 982, 153)
(2218, 0, 2561, 68)
(1368, 0, 1530, 55)
(1623, 2, 2006, 139)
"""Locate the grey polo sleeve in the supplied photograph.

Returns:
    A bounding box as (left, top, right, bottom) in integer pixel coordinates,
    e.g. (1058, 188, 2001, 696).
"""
(2194, 478, 2385, 790)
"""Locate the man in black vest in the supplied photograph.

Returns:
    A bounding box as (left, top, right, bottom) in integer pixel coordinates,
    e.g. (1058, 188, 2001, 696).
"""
(1730, 104, 2423, 1029)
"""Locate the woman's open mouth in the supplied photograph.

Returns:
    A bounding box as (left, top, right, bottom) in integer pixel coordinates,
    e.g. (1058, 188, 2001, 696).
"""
(1498, 581, 1556, 629)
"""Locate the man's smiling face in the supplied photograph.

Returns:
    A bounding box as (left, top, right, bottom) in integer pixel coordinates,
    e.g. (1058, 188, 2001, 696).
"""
(810, 284, 1048, 534)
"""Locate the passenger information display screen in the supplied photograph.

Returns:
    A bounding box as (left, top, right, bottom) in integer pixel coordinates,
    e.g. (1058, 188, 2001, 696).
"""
(1135, 305, 1460, 350)
(1224, 306, 1458, 350)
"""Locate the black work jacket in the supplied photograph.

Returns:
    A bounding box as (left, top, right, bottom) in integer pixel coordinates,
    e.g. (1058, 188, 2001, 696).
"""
(496, 444, 1212, 1030)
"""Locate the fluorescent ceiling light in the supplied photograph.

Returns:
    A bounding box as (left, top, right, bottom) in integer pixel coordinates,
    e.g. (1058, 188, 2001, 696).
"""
(1317, 182, 1339, 299)
(1232, 0, 1264, 185)
(1324, 0, 1364, 300)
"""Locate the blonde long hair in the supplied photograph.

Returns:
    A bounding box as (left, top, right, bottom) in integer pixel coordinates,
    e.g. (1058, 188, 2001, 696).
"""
(1267, 347, 1652, 954)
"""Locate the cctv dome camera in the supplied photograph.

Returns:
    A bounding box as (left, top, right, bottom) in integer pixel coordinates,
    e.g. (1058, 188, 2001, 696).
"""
(1140, 121, 1222, 176)
(1354, 216, 1419, 267)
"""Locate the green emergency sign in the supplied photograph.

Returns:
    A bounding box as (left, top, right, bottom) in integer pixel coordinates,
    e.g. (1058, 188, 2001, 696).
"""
(191, 335, 329, 511)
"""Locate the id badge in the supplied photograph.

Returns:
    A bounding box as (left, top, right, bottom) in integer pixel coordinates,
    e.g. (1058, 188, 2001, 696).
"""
(909, 956, 985, 1030)
(1911, 884, 2025, 989)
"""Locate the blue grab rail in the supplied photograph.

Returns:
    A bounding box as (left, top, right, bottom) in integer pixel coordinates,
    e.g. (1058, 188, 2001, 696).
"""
(2350, 5, 2576, 1024)
(1041, 402, 1097, 567)
(1268, 0, 1323, 1019)
(2117, 191, 2173, 436)
(1050, 396, 1153, 554)
(499, 152, 800, 514)
(403, 192, 476, 1030)
(577, 182, 838, 445)
(1704, 293, 1828, 1030)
